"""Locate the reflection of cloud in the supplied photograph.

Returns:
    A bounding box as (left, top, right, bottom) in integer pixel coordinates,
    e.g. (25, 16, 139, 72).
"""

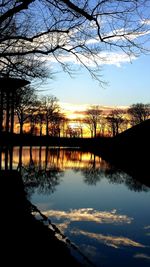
(43, 208, 132, 224)
(55, 221, 70, 233)
(80, 244, 97, 258)
(144, 225, 150, 230)
(134, 253, 150, 260)
(144, 225, 150, 236)
(72, 230, 145, 249)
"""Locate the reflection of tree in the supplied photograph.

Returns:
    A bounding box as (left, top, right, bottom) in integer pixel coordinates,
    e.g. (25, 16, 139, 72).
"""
(0, 146, 149, 193)
(82, 168, 103, 185)
(65, 150, 82, 163)
(105, 168, 149, 192)
(20, 146, 64, 196)
(77, 153, 150, 191)
(22, 165, 64, 196)
(78, 154, 104, 185)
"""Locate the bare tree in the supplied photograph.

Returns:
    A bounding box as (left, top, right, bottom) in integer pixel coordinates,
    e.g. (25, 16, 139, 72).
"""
(40, 95, 60, 136)
(1, 1, 150, 81)
(98, 116, 107, 137)
(128, 103, 150, 126)
(36, 106, 45, 136)
(0, 9, 48, 79)
(49, 113, 64, 137)
(106, 109, 125, 137)
(86, 105, 102, 137)
(15, 85, 38, 134)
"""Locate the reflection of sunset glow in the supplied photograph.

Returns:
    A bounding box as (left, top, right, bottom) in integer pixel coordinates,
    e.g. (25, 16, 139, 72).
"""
(2, 147, 109, 170)
(43, 208, 132, 224)
(72, 230, 145, 249)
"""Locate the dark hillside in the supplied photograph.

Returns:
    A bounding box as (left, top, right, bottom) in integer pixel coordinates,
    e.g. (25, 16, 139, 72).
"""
(99, 119, 150, 186)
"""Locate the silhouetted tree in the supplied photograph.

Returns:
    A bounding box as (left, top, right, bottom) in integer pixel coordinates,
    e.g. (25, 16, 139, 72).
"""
(28, 113, 37, 135)
(0, 10, 48, 79)
(40, 95, 60, 136)
(86, 106, 102, 137)
(61, 117, 69, 137)
(49, 113, 64, 137)
(1, 1, 150, 81)
(106, 109, 125, 137)
(128, 103, 150, 126)
(15, 86, 37, 134)
(36, 109, 45, 136)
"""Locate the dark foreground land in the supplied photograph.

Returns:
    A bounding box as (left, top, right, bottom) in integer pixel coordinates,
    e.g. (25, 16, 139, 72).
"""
(2, 171, 84, 267)
(97, 119, 150, 187)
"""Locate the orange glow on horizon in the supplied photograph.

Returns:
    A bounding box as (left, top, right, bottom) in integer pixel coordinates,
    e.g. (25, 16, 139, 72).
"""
(13, 102, 129, 137)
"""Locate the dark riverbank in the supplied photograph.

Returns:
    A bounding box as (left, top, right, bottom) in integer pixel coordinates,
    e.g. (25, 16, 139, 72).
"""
(2, 170, 84, 266)
(0, 132, 107, 148)
(93, 120, 150, 187)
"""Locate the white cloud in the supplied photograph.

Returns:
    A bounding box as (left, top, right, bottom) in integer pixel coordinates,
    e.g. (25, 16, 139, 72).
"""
(143, 19, 150, 26)
(46, 50, 137, 67)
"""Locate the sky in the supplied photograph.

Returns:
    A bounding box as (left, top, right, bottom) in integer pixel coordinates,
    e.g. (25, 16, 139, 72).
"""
(39, 53, 150, 109)
(35, 1, 150, 111)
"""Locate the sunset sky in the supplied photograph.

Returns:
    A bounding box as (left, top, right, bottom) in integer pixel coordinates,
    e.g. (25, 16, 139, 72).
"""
(39, 52, 150, 111)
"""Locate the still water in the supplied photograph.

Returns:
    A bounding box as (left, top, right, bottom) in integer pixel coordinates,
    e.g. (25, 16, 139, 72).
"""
(2, 147, 150, 267)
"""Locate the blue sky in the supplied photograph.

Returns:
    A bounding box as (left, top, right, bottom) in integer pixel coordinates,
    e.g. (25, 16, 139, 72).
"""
(40, 53, 150, 107)
(34, 1, 150, 109)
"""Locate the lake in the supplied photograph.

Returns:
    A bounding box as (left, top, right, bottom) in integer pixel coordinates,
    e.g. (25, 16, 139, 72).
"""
(1, 146, 150, 267)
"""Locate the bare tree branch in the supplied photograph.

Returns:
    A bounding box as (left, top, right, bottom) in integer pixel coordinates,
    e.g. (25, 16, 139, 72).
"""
(0, 0, 150, 80)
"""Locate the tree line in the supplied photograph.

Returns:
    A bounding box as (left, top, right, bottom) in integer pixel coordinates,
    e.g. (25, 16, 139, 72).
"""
(1, 86, 149, 137)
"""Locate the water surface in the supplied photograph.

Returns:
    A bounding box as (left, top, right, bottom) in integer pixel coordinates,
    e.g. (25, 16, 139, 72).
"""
(2, 147, 150, 267)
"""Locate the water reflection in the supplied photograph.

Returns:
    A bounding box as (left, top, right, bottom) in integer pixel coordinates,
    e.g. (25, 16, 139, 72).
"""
(43, 208, 133, 224)
(134, 254, 150, 260)
(0, 146, 149, 193)
(71, 230, 145, 249)
(1, 147, 150, 267)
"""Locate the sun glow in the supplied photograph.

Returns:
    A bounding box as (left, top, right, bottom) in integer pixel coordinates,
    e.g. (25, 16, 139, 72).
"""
(12, 101, 128, 137)
(59, 102, 88, 119)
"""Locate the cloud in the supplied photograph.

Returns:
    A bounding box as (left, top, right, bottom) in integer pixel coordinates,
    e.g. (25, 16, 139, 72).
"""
(59, 102, 89, 112)
(96, 51, 136, 67)
(46, 50, 137, 67)
(59, 102, 128, 118)
(143, 19, 150, 26)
